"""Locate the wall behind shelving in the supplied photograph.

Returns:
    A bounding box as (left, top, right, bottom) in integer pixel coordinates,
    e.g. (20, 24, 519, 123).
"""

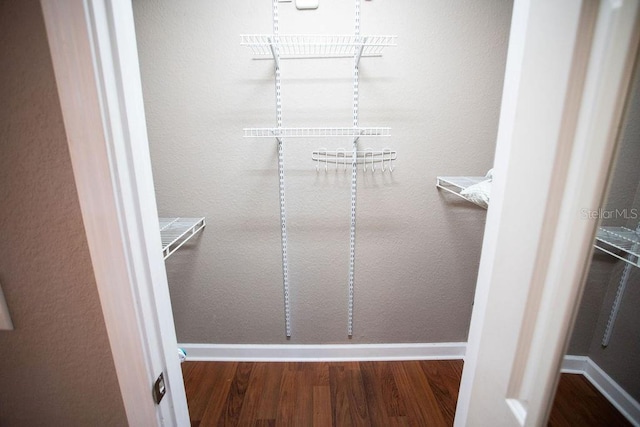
(132, 0, 512, 344)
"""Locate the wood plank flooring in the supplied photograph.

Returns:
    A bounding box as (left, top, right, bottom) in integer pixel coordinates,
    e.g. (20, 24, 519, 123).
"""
(548, 373, 632, 427)
(182, 360, 461, 426)
(181, 361, 631, 426)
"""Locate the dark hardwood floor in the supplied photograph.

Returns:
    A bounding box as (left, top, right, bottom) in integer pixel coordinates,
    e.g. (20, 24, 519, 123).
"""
(548, 374, 631, 427)
(181, 361, 631, 426)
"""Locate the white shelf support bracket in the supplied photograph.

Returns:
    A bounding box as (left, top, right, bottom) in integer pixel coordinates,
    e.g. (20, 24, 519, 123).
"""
(354, 36, 366, 67)
(267, 36, 281, 69)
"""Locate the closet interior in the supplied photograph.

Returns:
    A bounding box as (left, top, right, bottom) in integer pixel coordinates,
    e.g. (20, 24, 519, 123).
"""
(133, 0, 505, 345)
(131, 0, 638, 424)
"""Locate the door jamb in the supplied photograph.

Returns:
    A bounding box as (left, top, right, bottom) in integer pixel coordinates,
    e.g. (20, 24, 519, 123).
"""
(41, 0, 189, 424)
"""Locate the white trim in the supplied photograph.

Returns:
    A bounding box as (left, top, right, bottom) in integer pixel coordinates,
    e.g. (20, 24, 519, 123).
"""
(41, 1, 189, 425)
(454, 0, 530, 421)
(179, 342, 466, 362)
(559, 355, 588, 374)
(584, 358, 640, 427)
(562, 356, 640, 426)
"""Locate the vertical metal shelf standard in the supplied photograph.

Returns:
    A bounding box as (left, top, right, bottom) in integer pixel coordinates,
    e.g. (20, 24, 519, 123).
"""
(242, 0, 396, 337)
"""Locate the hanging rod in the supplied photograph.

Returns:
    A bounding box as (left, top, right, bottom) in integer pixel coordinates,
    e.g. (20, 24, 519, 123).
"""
(244, 127, 391, 138)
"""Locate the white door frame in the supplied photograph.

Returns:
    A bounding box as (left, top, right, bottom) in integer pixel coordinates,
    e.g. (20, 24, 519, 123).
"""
(40, 0, 639, 426)
(455, 0, 640, 425)
(41, 0, 189, 425)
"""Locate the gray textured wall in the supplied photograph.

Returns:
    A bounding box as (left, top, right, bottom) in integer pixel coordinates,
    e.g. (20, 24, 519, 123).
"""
(568, 50, 640, 401)
(132, 0, 512, 344)
(0, 0, 127, 424)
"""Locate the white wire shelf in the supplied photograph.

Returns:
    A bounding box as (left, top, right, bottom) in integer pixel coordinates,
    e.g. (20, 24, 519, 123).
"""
(594, 226, 640, 268)
(240, 34, 397, 63)
(159, 217, 206, 260)
(313, 149, 396, 172)
(436, 176, 488, 209)
(244, 127, 391, 138)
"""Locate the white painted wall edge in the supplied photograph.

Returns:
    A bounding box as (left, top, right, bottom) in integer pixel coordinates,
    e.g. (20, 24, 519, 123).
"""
(562, 355, 640, 427)
(179, 342, 466, 362)
(0, 282, 14, 330)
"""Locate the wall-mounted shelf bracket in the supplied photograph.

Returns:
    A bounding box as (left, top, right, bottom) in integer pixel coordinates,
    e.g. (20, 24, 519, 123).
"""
(266, 36, 281, 69)
(354, 39, 366, 66)
(159, 217, 206, 260)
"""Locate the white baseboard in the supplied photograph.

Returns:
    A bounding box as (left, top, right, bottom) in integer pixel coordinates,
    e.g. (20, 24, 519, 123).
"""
(560, 355, 588, 374)
(563, 355, 640, 426)
(178, 342, 466, 362)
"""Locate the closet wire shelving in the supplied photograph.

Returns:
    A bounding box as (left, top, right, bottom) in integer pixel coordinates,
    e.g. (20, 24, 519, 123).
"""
(240, 34, 397, 64)
(437, 174, 640, 348)
(313, 149, 396, 172)
(243, 127, 391, 138)
(594, 223, 640, 347)
(159, 217, 206, 260)
(436, 176, 488, 208)
(242, 0, 396, 337)
(594, 225, 640, 268)
(437, 177, 640, 266)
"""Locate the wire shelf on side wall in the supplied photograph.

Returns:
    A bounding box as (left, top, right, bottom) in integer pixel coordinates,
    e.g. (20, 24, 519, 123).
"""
(159, 217, 206, 260)
(436, 176, 488, 209)
(594, 226, 640, 268)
